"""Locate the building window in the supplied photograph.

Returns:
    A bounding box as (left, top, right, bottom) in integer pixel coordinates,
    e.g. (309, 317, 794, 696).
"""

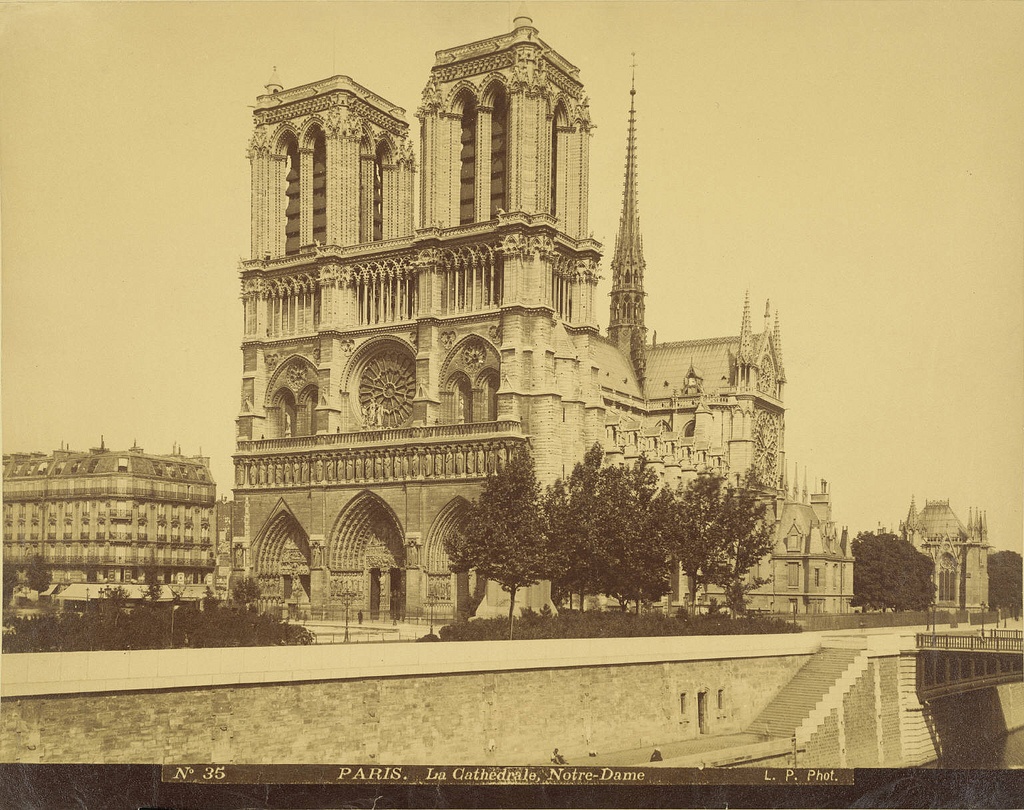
(283, 135, 301, 255)
(679, 692, 687, 715)
(788, 562, 799, 588)
(490, 89, 507, 218)
(717, 689, 725, 711)
(311, 129, 327, 245)
(373, 141, 387, 241)
(459, 96, 477, 225)
(814, 568, 821, 588)
(550, 115, 558, 216)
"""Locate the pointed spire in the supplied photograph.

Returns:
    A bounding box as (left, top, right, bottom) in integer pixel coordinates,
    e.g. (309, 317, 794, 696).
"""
(802, 468, 808, 504)
(792, 462, 799, 501)
(764, 298, 772, 328)
(739, 290, 754, 364)
(773, 307, 785, 381)
(608, 55, 648, 387)
(265, 66, 283, 94)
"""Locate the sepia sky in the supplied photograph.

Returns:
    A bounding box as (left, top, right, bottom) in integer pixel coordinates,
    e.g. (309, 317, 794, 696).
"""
(2, 1, 1021, 552)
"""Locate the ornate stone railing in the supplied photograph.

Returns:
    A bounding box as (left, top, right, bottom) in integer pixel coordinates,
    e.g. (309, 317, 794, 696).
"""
(236, 420, 523, 454)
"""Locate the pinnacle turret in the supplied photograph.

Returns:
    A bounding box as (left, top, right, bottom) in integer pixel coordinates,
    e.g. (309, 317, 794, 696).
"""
(608, 60, 647, 386)
(738, 291, 754, 364)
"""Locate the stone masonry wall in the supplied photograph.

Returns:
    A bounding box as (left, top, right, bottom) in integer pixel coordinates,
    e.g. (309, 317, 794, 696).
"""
(0, 655, 808, 764)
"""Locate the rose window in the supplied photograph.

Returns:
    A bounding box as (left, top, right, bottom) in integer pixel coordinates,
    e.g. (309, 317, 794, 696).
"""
(753, 410, 780, 486)
(359, 350, 416, 428)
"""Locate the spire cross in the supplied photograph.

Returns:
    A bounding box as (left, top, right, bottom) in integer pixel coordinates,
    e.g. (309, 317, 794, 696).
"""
(630, 52, 638, 94)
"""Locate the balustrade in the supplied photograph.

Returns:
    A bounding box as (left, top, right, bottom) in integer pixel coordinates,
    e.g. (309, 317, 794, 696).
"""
(238, 419, 522, 453)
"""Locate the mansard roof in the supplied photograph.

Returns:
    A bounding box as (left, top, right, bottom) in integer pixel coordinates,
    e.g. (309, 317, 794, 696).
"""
(917, 500, 968, 540)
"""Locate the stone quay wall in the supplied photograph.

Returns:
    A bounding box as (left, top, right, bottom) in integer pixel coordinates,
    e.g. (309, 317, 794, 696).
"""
(1, 635, 815, 764)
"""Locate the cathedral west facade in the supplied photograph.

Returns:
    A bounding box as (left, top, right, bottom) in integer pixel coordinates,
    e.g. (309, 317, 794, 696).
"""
(230, 14, 848, 620)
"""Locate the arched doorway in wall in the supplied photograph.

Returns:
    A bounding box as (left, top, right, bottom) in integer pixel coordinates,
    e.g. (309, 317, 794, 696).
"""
(251, 506, 312, 619)
(266, 356, 320, 438)
(425, 497, 483, 621)
(697, 689, 709, 735)
(328, 492, 406, 621)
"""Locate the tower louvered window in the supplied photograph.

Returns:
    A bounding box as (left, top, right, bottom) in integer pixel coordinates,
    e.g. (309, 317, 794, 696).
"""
(459, 98, 477, 225)
(373, 143, 386, 241)
(490, 91, 507, 217)
(550, 116, 558, 216)
(284, 138, 301, 255)
(312, 132, 327, 245)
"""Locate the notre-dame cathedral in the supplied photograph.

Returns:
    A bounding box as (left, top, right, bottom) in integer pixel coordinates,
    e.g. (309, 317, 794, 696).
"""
(230, 14, 851, 619)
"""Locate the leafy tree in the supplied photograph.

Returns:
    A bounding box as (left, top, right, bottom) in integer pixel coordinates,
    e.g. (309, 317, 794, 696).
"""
(661, 473, 732, 611)
(595, 458, 674, 611)
(543, 443, 606, 610)
(716, 478, 777, 615)
(988, 550, 1022, 617)
(25, 555, 51, 594)
(202, 586, 222, 611)
(142, 567, 163, 602)
(3, 565, 20, 607)
(445, 450, 551, 638)
(851, 532, 934, 611)
(231, 576, 261, 609)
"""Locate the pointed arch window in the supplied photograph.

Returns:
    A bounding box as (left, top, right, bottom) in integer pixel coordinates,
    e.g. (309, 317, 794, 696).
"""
(373, 142, 387, 241)
(490, 90, 507, 218)
(311, 130, 327, 245)
(550, 115, 559, 216)
(459, 97, 477, 225)
(283, 135, 301, 255)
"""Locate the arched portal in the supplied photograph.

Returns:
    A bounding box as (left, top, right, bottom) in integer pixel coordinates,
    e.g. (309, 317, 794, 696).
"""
(425, 498, 482, 620)
(328, 492, 406, 620)
(251, 507, 312, 615)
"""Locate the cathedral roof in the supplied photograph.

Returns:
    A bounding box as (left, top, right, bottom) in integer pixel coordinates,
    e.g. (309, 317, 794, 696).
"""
(917, 500, 968, 540)
(589, 334, 644, 399)
(644, 335, 761, 396)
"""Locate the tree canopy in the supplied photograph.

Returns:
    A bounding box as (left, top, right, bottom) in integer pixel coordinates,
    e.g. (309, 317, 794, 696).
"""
(594, 458, 674, 611)
(25, 555, 52, 594)
(988, 550, 1022, 616)
(660, 473, 775, 613)
(231, 576, 261, 608)
(851, 532, 934, 611)
(445, 450, 552, 634)
(542, 443, 606, 610)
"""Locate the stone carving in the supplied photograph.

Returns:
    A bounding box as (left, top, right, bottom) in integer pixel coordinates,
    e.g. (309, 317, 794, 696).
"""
(463, 346, 485, 369)
(324, 105, 345, 138)
(499, 233, 528, 259)
(247, 125, 270, 158)
(286, 363, 308, 390)
(313, 345, 321, 365)
(396, 138, 416, 168)
(419, 74, 443, 115)
(440, 330, 456, 351)
(488, 324, 501, 344)
(265, 353, 279, 372)
(339, 338, 355, 355)
(359, 350, 416, 428)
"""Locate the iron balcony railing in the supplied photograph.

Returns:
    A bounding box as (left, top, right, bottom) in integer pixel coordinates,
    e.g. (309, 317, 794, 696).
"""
(916, 632, 1023, 653)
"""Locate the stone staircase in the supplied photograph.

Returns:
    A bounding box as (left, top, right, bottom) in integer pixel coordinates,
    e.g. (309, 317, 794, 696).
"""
(747, 647, 861, 739)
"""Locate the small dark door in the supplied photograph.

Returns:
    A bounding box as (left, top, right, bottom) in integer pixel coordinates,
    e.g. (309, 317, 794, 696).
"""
(698, 691, 708, 734)
(370, 568, 381, 620)
(389, 568, 404, 621)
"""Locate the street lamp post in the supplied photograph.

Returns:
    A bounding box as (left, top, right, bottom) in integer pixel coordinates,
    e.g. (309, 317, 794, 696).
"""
(425, 589, 440, 636)
(170, 604, 180, 648)
(338, 588, 359, 643)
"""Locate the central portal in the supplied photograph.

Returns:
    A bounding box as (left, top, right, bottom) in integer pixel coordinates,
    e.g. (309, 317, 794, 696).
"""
(368, 566, 405, 620)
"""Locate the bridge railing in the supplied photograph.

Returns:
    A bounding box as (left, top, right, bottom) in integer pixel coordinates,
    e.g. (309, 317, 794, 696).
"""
(916, 632, 1023, 653)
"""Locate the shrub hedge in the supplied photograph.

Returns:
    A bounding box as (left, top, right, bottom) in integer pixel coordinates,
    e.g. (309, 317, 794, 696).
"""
(438, 608, 801, 641)
(2, 603, 313, 653)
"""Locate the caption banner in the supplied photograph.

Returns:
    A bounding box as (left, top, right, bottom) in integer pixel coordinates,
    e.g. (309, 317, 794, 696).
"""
(163, 764, 854, 786)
